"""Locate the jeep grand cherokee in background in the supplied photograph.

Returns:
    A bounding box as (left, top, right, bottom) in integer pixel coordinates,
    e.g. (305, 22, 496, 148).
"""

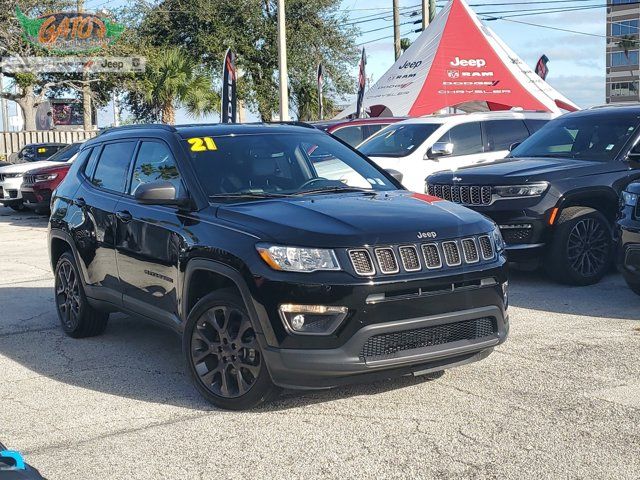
(48, 123, 508, 410)
(426, 106, 640, 286)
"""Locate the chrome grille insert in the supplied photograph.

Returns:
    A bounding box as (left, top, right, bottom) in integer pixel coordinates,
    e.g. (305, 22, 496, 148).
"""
(478, 235, 494, 260)
(398, 246, 421, 272)
(349, 249, 375, 276)
(461, 238, 479, 264)
(442, 241, 462, 267)
(375, 248, 399, 274)
(421, 243, 442, 269)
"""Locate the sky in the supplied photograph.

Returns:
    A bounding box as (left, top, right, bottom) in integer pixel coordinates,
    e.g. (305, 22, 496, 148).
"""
(19, 0, 608, 126)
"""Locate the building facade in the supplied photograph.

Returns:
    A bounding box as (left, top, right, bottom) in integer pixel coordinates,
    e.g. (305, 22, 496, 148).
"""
(607, 1, 640, 103)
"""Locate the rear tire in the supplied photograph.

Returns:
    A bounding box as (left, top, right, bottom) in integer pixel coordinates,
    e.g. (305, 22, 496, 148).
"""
(545, 207, 612, 286)
(54, 252, 109, 338)
(183, 289, 278, 410)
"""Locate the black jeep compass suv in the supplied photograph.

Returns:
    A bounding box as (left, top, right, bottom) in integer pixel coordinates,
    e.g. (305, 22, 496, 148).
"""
(48, 123, 508, 409)
(427, 106, 640, 286)
(618, 181, 640, 295)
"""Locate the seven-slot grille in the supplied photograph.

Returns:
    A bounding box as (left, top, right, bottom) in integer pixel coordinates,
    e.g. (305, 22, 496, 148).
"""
(348, 234, 496, 276)
(428, 184, 492, 206)
(22, 174, 36, 187)
(360, 316, 497, 360)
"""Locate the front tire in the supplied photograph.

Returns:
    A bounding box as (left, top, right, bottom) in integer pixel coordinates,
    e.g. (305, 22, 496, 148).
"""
(545, 207, 612, 286)
(625, 278, 640, 296)
(54, 252, 109, 337)
(183, 290, 278, 410)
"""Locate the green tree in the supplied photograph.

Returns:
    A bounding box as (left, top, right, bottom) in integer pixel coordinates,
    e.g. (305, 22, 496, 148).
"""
(129, 47, 219, 124)
(128, 0, 357, 121)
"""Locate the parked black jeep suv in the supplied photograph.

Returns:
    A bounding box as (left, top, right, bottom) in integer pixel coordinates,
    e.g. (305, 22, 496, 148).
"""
(49, 123, 508, 409)
(427, 106, 640, 286)
(618, 181, 640, 295)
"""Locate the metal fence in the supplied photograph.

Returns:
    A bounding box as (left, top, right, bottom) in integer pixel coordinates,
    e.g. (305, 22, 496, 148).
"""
(0, 130, 98, 160)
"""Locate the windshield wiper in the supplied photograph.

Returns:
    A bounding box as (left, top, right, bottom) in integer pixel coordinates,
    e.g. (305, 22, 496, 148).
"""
(292, 186, 375, 196)
(208, 192, 291, 201)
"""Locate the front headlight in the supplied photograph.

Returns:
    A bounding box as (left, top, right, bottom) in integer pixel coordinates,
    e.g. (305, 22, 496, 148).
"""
(492, 225, 506, 253)
(257, 244, 341, 272)
(622, 190, 638, 207)
(35, 173, 58, 183)
(494, 182, 548, 198)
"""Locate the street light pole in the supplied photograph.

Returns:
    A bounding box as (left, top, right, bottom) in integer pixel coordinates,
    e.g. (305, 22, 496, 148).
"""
(422, 0, 428, 30)
(277, 0, 289, 121)
(393, 0, 400, 61)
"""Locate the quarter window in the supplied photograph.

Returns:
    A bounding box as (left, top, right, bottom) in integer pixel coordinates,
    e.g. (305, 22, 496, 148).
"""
(91, 141, 137, 193)
(129, 141, 182, 195)
(484, 120, 530, 151)
(332, 126, 366, 147)
(437, 122, 483, 156)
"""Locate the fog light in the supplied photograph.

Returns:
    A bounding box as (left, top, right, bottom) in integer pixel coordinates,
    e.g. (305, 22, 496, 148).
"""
(279, 304, 349, 335)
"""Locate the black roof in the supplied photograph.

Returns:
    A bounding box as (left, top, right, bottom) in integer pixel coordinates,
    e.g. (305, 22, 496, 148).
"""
(24, 142, 68, 147)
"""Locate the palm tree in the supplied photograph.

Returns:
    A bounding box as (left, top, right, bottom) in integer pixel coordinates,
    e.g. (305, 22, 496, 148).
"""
(616, 34, 638, 80)
(142, 48, 219, 124)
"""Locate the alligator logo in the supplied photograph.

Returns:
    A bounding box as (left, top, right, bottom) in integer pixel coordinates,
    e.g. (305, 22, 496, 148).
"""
(16, 6, 125, 53)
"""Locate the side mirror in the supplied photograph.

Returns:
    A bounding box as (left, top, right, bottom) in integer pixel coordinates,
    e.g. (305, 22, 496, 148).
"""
(134, 181, 190, 207)
(426, 142, 454, 160)
(385, 169, 404, 183)
(509, 142, 521, 152)
(628, 147, 640, 169)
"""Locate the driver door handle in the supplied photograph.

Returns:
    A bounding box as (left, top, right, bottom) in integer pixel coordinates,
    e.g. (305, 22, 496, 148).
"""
(116, 210, 132, 223)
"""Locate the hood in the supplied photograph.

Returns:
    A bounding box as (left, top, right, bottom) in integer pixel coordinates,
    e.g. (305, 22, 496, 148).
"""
(428, 157, 620, 184)
(0, 160, 64, 174)
(216, 191, 493, 247)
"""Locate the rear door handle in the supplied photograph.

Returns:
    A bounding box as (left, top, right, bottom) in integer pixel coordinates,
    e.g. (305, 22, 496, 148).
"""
(74, 197, 86, 208)
(116, 210, 132, 223)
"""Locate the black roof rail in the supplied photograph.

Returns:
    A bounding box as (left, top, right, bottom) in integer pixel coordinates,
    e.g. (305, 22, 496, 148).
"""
(97, 124, 177, 136)
(172, 121, 317, 129)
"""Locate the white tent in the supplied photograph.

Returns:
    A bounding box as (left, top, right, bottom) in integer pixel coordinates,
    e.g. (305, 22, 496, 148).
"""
(338, 0, 579, 118)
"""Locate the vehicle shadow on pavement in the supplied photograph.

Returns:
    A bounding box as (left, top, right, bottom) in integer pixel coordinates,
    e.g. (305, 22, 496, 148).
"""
(508, 268, 639, 321)
(0, 289, 435, 411)
(0, 208, 48, 228)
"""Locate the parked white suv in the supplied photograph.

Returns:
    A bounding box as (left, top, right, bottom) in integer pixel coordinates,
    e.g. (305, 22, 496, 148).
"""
(358, 111, 555, 192)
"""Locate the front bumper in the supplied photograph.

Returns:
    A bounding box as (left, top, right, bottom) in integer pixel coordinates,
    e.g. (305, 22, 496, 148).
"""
(20, 187, 51, 210)
(0, 177, 24, 205)
(264, 305, 507, 389)
(618, 225, 640, 286)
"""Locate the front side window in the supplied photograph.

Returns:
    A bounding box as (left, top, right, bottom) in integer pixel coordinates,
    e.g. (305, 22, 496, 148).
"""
(437, 122, 483, 156)
(129, 141, 182, 195)
(359, 123, 442, 157)
(511, 113, 640, 162)
(91, 141, 137, 192)
(484, 120, 530, 152)
(184, 132, 396, 201)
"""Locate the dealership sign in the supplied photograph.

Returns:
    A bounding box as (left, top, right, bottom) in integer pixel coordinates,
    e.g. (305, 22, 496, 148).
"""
(16, 7, 125, 53)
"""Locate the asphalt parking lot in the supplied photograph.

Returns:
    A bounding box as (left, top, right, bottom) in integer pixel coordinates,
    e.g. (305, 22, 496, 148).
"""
(0, 208, 639, 479)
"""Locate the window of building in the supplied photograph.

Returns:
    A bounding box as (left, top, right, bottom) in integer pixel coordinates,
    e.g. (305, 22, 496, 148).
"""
(612, 20, 639, 37)
(611, 50, 639, 67)
(611, 81, 639, 97)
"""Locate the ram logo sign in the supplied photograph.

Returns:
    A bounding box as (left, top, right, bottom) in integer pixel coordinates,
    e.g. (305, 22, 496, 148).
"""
(15, 7, 125, 53)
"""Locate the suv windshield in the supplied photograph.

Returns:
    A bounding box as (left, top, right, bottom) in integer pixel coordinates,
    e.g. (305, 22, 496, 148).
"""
(184, 131, 397, 201)
(511, 113, 640, 162)
(358, 123, 442, 157)
(46, 143, 81, 162)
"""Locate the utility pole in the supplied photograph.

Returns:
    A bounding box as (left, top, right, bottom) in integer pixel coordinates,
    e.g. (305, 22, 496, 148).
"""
(393, 0, 401, 61)
(422, 0, 428, 30)
(113, 92, 120, 127)
(277, 0, 289, 121)
(77, 0, 93, 130)
(0, 73, 8, 131)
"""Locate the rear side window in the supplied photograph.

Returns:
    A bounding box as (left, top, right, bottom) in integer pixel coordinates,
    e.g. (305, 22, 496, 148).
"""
(437, 122, 483, 156)
(332, 126, 366, 147)
(83, 147, 100, 178)
(91, 141, 137, 193)
(129, 141, 182, 195)
(524, 119, 549, 134)
(484, 120, 530, 151)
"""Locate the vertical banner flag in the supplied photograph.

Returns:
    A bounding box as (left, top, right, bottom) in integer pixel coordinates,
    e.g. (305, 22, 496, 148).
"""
(535, 54, 549, 80)
(356, 48, 367, 118)
(317, 63, 324, 120)
(222, 48, 237, 123)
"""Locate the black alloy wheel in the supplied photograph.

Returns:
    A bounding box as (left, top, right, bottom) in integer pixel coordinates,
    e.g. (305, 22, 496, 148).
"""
(566, 217, 610, 278)
(184, 290, 277, 409)
(55, 257, 82, 332)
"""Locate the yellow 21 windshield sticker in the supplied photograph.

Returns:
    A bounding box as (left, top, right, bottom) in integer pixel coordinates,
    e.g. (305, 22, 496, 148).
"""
(188, 137, 217, 152)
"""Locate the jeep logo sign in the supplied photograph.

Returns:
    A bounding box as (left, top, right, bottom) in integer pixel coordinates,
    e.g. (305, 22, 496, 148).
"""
(398, 60, 423, 70)
(450, 57, 487, 68)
